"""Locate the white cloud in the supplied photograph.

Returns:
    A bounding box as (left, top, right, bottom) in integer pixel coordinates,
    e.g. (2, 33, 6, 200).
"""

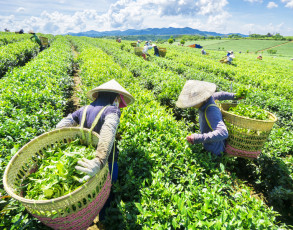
(0, 0, 231, 34)
(105, 0, 229, 29)
(16, 7, 25, 12)
(281, 0, 293, 8)
(0, 15, 17, 31)
(207, 11, 230, 29)
(267, 2, 278, 8)
(243, 22, 285, 35)
(196, 0, 228, 15)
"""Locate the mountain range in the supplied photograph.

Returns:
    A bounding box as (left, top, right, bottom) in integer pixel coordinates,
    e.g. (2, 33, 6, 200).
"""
(67, 27, 247, 37)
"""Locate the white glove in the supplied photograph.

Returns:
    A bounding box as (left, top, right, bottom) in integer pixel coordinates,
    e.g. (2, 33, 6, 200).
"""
(75, 158, 101, 182)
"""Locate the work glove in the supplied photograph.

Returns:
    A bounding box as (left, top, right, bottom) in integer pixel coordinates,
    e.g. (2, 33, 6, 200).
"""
(75, 158, 102, 183)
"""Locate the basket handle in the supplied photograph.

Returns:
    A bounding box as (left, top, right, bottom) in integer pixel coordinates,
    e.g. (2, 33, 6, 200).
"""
(80, 105, 89, 139)
(111, 142, 115, 182)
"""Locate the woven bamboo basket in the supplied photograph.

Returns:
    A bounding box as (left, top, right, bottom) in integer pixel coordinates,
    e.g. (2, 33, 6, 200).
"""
(219, 103, 277, 159)
(134, 47, 143, 56)
(3, 127, 111, 230)
(39, 36, 49, 47)
(131, 42, 137, 47)
(158, 48, 167, 57)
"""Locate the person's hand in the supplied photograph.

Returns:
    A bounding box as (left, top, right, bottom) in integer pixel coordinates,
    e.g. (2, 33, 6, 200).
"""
(186, 135, 195, 144)
(235, 87, 248, 100)
(75, 158, 101, 183)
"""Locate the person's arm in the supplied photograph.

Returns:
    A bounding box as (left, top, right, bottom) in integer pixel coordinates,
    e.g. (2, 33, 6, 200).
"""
(56, 107, 82, 128)
(75, 111, 120, 181)
(95, 112, 120, 167)
(189, 121, 228, 144)
(56, 114, 78, 128)
(213, 92, 236, 101)
(188, 107, 228, 144)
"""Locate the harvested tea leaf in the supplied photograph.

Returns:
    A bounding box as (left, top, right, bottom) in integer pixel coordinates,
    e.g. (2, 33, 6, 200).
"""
(21, 138, 96, 200)
(228, 104, 270, 120)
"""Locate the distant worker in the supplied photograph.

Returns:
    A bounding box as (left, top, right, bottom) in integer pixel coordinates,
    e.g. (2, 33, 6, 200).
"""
(227, 50, 233, 57)
(153, 44, 159, 57)
(19, 29, 24, 34)
(227, 51, 234, 64)
(136, 40, 140, 47)
(4, 28, 10, 32)
(142, 43, 153, 60)
(29, 30, 42, 50)
(257, 54, 262, 60)
(220, 51, 234, 64)
(117, 38, 121, 43)
(29, 30, 41, 46)
(201, 49, 206, 55)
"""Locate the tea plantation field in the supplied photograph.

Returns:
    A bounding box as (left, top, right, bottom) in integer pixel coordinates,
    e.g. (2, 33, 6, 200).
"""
(172, 39, 293, 58)
(0, 34, 292, 229)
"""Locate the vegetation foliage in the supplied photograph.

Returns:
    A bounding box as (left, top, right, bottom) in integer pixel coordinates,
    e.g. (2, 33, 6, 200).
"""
(0, 34, 292, 229)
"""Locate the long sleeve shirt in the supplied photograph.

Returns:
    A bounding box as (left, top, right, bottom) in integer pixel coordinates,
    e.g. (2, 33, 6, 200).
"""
(143, 45, 152, 54)
(56, 101, 121, 166)
(193, 92, 236, 156)
(154, 47, 159, 56)
(30, 34, 41, 46)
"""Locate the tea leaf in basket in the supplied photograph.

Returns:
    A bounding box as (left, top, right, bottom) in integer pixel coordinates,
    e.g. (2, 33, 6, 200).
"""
(228, 104, 270, 120)
(19, 138, 96, 200)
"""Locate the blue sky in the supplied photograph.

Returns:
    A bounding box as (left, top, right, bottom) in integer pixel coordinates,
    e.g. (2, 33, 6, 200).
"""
(0, 0, 292, 35)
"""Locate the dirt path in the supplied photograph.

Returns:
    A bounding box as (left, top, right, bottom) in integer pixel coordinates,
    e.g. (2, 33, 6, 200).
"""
(69, 46, 104, 230)
(71, 46, 82, 110)
(254, 40, 293, 53)
(65, 46, 82, 114)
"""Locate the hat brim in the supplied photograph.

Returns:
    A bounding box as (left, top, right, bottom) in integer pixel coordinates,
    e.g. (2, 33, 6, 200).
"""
(87, 89, 134, 105)
(176, 81, 216, 109)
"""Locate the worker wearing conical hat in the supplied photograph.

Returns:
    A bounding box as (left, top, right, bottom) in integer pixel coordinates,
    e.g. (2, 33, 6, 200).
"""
(56, 79, 134, 221)
(176, 80, 241, 156)
(56, 79, 134, 180)
(152, 44, 159, 57)
(29, 30, 42, 48)
(257, 54, 262, 60)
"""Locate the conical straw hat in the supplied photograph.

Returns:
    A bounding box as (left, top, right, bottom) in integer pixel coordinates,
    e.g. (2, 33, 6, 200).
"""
(176, 80, 216, 108)
(87, 79, 135, 105)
